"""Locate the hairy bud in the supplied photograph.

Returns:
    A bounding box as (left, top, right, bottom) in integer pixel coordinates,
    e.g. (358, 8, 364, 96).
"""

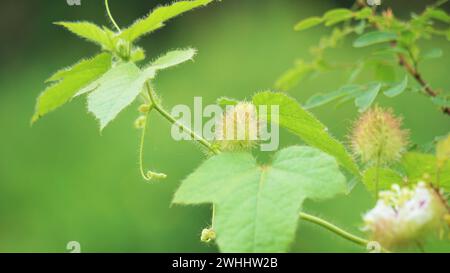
(363, 183, 449, 249)
(350, 106, 409, 166)
(215, 102, 261, 151)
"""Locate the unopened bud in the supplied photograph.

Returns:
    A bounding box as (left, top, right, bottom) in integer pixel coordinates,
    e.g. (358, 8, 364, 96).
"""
(350, 106, 409, 166)
(200, 228, 216, 243)
(138, 104, 151, 114)
(134, 116, 147, 129)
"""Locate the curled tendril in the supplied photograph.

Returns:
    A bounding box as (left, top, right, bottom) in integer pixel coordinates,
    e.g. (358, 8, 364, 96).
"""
(137, 105, 166, 182)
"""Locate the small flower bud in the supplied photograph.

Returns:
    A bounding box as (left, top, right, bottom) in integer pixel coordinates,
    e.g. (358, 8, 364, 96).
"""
(363, 182, 449, 249)
(200, 228, 216, 243)
(215, 102, 261, 151)
(115, 39, 131, 60)
(134, 116, 147, 129)
(138, 104, 151, 114)
(350, 106, 409, 166)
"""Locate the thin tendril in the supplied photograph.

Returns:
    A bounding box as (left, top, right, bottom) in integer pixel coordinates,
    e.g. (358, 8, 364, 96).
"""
(139, 107, 153, 181)
(299, 212, 390, 253)
(140, 84, 377, 250)
(105, 0, 121, 32)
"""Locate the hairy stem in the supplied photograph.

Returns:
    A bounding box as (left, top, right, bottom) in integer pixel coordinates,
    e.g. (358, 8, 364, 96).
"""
(142, 83, 376, 250)
(299, 212, 389, 253)
(144, 83, 219, 155)
(105, 0, 121, 32)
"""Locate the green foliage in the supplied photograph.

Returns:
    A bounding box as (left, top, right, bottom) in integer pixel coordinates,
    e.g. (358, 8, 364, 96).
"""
(33, 0, 209, 126)
(119, 0, 212, 42)
(277, 1, 450, 114)
(401, 152, 450, 191)
(323, 9, 354, 26)
(274, 60, 314, 91)
(32, 53, 112, 123)
(353, 31, 398, 48)
(252, 91, 359, 176)
(362, 167, 404, 193)
(87, 49, 196, 129)
(384, 76, 408, 98)
(55, 22, 114, 50)
(294, 16, 323, 31)
(173, 146, 347, 252)
(354, 83, 382, 112)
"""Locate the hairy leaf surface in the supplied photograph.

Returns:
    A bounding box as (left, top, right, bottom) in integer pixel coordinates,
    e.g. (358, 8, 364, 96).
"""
(32, 53, 112, 123)
(119, 0, 212, 42)
(252, 91, 359, 176)
(173, 146, 347, 252)
(55, 22, 114, 50)
(88, 49, 196, 129)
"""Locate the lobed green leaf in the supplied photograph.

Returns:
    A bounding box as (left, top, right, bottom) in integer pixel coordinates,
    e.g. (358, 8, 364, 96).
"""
(173, 146, 347, 252)
(87, 49, 196, 129)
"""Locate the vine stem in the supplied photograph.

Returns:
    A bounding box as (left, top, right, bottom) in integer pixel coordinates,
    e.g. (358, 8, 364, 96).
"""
(359, 0, 450, 115)
(144, 82, 219, 155)
(105, 0, 121, 32)
(142, 84, 379, 252)
(299, 212, 389, 253)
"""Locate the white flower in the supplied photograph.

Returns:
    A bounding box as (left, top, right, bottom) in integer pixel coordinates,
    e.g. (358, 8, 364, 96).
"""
(363, 182, 449, 249)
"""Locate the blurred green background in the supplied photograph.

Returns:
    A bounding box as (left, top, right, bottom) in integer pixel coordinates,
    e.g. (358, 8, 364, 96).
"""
(0, 0, 449, 252)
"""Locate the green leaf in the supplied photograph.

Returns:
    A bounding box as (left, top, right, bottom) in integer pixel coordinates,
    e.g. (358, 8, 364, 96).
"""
(87, 49, 196, 129)
(294, 17, 323, 31)
(401, 152, 450, 191)
(151, 48, 197, 69)
(384, 76, 408, 97)
(355, 83, 381, 112)
(323, 9, 354, 26)
(303, 85, 362, 109)
(353, 31, 397, 48)
(425, 8, 450, 23)
(362, 167, 404, 194)
(355, 7, 372, 20)
(253, 91, 360, 176)
(55, 22, 114, 50)
(130, 47, 146, 62)
(32, 53, 112, 123)
(421, 48, 443, 61)
(173, 146, 347, 252)
(275, 61, 314, 91)
(119, 0, 212, 42)
(87, 62, 143, 129)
